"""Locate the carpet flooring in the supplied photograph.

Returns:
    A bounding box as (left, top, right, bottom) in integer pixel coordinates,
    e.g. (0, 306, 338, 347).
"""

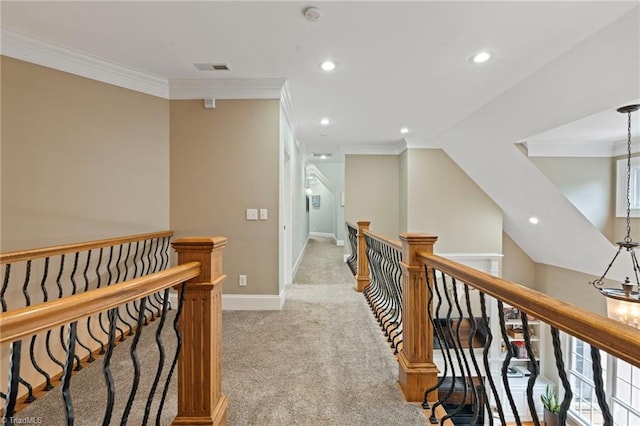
(17, 237, 426, 425)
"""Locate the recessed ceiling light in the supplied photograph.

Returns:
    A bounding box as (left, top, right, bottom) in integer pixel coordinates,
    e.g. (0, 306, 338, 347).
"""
(529, 216, 539, 225)
(320, 60, 336, 71)
(400, 127, 409, 134)
(320, 154, 327, 159)
(471, 51, 492, 64)
(320, 118, 330, 126)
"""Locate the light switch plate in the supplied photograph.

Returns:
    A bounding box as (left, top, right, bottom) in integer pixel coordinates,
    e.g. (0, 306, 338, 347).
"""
(259, 208, 268, 220)
(246, 209, 258, 220)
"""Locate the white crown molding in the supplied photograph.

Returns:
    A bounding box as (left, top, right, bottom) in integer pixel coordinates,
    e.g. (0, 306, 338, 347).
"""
(169, 77, 286, 100)
(404, 138, 442, 150)
(525, 138, 640, 158)
(1, 29, 170, 98)
(280, 81, 303, 149)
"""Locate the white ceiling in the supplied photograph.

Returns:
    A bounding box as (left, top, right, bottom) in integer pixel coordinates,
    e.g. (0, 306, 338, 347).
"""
(1, 1, 637, 159)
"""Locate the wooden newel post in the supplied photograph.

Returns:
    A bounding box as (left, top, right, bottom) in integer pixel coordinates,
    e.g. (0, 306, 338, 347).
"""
(171, 237, 228, 426)
(355, 221, 371, 292)
(397, 233, 439, 402)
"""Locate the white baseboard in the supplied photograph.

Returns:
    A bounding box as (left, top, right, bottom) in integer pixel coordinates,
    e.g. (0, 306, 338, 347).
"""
(222, 290, 285, 310)
(343, 254, 350, 263)
(292, 236, 309, 279)
(309, 231, 336, 239)
(168, 289, 285, 310)
(336, 240, 344, 246)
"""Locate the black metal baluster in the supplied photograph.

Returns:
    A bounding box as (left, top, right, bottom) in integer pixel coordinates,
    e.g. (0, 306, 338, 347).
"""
(497, 300, 521, 425)
(440, 276, 468, 423)
(141, 240, 159, 319)
(429, 270, 457, 424)
(461, 284, 487, 426)
(84, 250, 104, 356)
(45, 257, 65, 372)
(150, 239, 165, 315)
(61, 322, 78, 425)
(156, 283, 187, 425)
(3, 340, 22, 422)
(131, 242, 143, 321)
(105, 246, 126, 341)
(96, 248, 110, 336)
(143, 289, 171, 425)
(56, 255, 82, 371)
(102, 309, 118, 426)
(17, 260, 36, 403)
(422, 266, 447, 411)
(70, 253, 94, 362)
(479, 292, 502, 425)
(590, 346, 613, 426)
(521, 313, 540, 425)
(550, 327, 572, 426)
(123, 243, 139, 325)
(346, 225, 358, 275)
(31, 257, 55, 391)
(113, 245, 134, 338)
(1, 263, 11, 312)
(120, 298, 148, 425)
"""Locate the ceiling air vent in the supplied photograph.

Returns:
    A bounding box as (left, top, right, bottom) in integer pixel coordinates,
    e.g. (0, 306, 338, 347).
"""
(194, 63, 231, 71)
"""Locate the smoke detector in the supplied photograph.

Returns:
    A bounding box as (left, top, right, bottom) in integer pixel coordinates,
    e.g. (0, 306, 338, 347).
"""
(303, 7, 322, 22)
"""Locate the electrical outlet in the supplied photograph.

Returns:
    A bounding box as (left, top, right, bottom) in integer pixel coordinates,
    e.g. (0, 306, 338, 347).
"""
(239, 275, 247, 286)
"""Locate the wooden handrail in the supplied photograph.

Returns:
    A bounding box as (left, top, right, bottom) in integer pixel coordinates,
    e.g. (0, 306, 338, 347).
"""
(0, 261, 200, 344)
(0, 230, 174, 264)
(363, 229, 402, 250)
(418, 251, 640, 369)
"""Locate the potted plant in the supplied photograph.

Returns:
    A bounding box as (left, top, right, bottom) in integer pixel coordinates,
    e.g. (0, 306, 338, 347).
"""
(540, 385, 560, 426)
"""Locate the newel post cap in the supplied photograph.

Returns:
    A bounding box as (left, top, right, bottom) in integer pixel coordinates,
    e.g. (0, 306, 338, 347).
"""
(172, 236, 228, 252)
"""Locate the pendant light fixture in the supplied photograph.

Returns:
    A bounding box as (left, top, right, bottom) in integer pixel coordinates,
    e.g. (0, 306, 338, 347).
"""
(591, 104, 640, 328)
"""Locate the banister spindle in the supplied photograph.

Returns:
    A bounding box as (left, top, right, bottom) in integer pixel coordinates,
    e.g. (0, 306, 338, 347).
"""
(398, 233, 439, 402)
(171, 237, 228, 426)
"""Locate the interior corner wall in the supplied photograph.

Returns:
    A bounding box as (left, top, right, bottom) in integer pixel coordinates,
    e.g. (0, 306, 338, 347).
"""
(1, 56, 170, 251)
(170, 99, 280, 296)
(405, 149, 502, 253)
(529, 156, 616, 242)
(399, 150, 408, 233)
(502, 232, 535, 288)
(345, 154, 400, 240)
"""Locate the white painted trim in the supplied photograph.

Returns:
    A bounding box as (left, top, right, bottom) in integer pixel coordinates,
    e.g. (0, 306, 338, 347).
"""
(336, 240, 344, 247)
(222, 290, 285, 310)
(310, 231, 336, 240)
(1, 29, 170, 99)
(169, 77, 286, 100)
(525, 138, 640, 158)
(343, 254, 350, 263)
(281, 81, 303, 148)
(292, 236, 309, 280)
(306, 165, 338, 193)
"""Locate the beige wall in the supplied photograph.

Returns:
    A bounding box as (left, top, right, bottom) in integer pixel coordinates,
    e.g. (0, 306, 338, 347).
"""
(502, 232, 536, 288)
(406, 149, 502, 253)
(399, 150, 408, 233)
(170, 99, 280, 296)
(1, 56, 170, 251)
(345, 154, 400, 239)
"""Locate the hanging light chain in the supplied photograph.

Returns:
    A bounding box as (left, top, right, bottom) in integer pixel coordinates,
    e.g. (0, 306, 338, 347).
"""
(625, 109, 633, 243)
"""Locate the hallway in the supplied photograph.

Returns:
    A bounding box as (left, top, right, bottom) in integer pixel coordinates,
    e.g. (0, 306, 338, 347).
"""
(221, 236, 426, 425)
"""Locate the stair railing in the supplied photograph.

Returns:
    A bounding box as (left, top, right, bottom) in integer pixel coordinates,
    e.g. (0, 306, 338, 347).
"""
(349, 220, 640, 425)
(0, 235, 228, 425)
